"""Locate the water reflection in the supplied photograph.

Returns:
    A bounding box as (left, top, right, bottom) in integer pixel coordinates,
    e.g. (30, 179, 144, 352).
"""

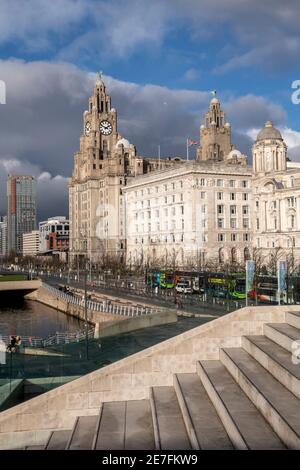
(0, 298, 84, 337)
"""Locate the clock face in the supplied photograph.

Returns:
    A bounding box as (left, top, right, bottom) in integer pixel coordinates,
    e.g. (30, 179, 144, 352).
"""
(99, 120, 112, 135)
(85, 121, 91, 135)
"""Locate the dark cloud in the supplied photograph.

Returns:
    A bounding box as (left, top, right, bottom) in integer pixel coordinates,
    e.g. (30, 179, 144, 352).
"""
(1, 1, 300, 72)
(0, 59, 297, 222)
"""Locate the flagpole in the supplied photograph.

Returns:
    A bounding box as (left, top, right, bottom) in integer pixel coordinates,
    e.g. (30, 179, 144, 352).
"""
(158, 145, 161, 169)
(186, 138, 189, 161)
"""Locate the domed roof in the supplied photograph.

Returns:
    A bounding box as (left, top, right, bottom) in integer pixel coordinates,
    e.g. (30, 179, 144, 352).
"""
(116, 138, 130, 149)
(256, 121, 282, 141)
(227, 149, 242, 158)
(210, 97, 219, 104)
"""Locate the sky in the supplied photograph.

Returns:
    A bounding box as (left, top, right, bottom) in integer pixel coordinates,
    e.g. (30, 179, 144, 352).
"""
(0, 0, 300, 220)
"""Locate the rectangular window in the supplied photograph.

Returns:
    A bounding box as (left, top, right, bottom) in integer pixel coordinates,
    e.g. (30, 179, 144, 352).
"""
(231, 233, 237, 241)
(217, 179, 223, 187)
(243, 193, 248, 201)
(241, 180, 248, 188)
(242, 205, 249, 215)
(202, 205, 206, 213)
(230, 218, 236, 229)
(230, 193, 235, 200)
(200, 192, 206, 199)
(200, 178, 205, 186)
(229, 180, 235, 188)
(243, 218, 249, 229)
(218, 233, 225, 242)
(218, 218, 224, 228)
(217, 205, 224, 214)
(217, 192, 223, 200)
(243, 233, 249, 241)
(230, 205, 236, 215)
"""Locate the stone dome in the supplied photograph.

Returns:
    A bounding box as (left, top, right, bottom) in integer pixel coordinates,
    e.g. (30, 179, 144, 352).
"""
(210, 97, 219, 105)
(116, 138, 130, 149)
(227, 149, 242, 159)
(256, 121, 282, 141)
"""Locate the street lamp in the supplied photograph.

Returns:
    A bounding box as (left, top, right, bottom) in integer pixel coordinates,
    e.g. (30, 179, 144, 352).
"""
(276, 234, 295, 303)
(79, 229, 89, 360)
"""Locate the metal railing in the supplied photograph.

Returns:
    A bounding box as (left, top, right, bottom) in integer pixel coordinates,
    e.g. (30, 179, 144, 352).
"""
(43, 282, 157, 317)
(1, 329, 95, 349)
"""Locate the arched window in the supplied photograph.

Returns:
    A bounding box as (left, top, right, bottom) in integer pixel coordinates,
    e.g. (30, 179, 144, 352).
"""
(219, 248, 224, 264)
(231, 247, 237, 264)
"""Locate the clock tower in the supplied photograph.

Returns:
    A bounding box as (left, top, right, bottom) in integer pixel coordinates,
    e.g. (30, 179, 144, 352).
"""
(197, 96, 233, 162)
(69, 76, 140, 264)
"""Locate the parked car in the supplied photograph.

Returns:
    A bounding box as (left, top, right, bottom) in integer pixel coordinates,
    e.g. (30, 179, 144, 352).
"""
(175, 282, 193, 294)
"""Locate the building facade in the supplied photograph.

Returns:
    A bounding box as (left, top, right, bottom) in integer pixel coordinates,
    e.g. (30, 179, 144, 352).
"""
(69, 78, 184, 264)
(22, 230, 40, 257)
(69, 79, 300, 269)
(124, 96, 252, 268)
(39, 217, 69, 255)
(7, 175, 36, 255)
(0, 216, 7, 256)
(252, 121, 300, 266)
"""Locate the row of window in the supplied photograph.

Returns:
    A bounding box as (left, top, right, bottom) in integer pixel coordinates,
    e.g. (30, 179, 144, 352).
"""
(135, 206, 185, 220)
(135, 220, 185, 233)
(217, 205, 249, 215)
(216, 192, 249, 201)
(133, 179, 249, 198)
(218, 233, 250, 242)
(256, 215, 297, 230)
(217, 218, 250, 229)
(134, 194, 184, 208)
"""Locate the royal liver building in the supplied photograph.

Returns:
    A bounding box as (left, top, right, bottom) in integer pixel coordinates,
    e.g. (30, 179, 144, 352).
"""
(70, 77, 300, 267)
(69, 77, 183, 265)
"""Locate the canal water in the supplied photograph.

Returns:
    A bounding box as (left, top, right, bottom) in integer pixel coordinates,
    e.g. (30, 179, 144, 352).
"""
(0, 297, 84, 338)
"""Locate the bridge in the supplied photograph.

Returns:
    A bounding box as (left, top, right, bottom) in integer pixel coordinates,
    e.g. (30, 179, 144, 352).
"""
(0, 279, 41, 296)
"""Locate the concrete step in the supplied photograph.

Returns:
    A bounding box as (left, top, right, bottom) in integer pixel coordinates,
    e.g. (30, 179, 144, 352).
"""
(197, 360, 284, 450)
(25, 445, 45, 450)
(67, 415, 98, 450)
(286, 311, 300, 330)
(150, 386, 191, 450)
(264, 323, 300, 351)
(94, 401, 126, 450)
(243, 335, 300, 399)
(46, 429, 71, 450)
(174, 373, 233, 450)
(221, 347, 300, 449)
(125, 400, 155, 450)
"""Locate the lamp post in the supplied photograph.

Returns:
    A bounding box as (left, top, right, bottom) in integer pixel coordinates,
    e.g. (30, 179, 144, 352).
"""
(276, 234, 295, 303)
(79, 229, 89, 360)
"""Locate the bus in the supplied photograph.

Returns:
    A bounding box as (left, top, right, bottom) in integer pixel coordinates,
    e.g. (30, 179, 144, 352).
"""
(254, 275, 281, 304)
(206, 273, 246, 299)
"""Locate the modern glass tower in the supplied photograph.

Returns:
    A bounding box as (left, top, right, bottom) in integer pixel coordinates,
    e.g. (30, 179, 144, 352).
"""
(7, 175, 37, 255)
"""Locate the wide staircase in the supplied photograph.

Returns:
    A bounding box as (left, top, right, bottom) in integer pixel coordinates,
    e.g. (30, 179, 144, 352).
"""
(5, 311, 300, 450)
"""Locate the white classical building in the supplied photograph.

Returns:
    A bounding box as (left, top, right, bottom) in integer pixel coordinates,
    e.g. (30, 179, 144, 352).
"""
(124, 163, 252, 268)
(252, 121, 300, 264)
(69, 78, 300, 269)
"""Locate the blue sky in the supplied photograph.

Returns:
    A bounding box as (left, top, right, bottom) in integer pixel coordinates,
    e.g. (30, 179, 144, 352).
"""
(0, 0, 300, 219)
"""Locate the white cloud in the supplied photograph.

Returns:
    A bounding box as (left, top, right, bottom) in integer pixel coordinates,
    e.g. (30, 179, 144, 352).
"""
(1, 0, 300, 71)
(0, 58, 298, 219)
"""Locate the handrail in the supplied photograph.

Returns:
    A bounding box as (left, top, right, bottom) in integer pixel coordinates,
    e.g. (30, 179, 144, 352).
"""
(42, 282, 157, 317)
